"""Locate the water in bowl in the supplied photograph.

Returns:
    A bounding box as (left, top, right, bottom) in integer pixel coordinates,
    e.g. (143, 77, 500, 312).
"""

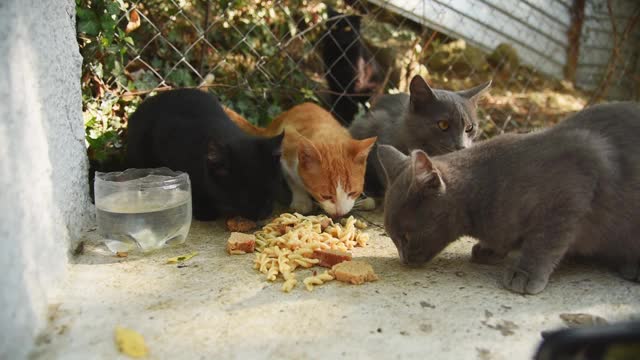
(96, 188, 192, 253)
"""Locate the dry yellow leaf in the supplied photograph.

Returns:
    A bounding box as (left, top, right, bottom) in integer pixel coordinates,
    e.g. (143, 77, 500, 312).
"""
(125, 8, 141, 33)
(115, 326, 148, 358)
(166, 251, 198, 264)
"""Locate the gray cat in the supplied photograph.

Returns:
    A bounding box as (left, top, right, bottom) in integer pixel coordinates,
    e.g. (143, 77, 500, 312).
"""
(349, 75, 491, 195)
(378, 102, 640, 294)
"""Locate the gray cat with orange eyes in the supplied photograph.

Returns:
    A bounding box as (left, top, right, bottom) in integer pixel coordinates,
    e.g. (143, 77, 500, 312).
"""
(349, 75, 491, 196)
(378, 102, 640, 294)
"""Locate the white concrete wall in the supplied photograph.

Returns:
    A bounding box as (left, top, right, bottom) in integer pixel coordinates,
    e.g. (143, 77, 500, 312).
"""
(0, 0, 91, 358)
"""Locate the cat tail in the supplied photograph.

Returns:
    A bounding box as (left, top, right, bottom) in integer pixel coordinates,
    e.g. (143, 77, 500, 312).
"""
(223, 106, 286, 138)
(223, 106, 267, 137)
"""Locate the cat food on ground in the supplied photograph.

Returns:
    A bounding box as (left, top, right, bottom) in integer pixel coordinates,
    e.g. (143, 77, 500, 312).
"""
(225, 216, 257, 232)
(331, 260, 378, 285)
(303, 271, 335, 291)
(226, 232, 256, 254)
(341, 217, 367, 229)
(311, 249, 352, 268)
(252, 213, 369, 292)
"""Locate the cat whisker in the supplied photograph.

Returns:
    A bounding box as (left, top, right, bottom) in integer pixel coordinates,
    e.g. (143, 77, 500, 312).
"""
(430, 144, 456, 154)
(354, 196, 376, 211)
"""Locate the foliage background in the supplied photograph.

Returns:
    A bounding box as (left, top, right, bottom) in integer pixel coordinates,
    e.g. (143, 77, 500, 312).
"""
(77, 0, 592, 175)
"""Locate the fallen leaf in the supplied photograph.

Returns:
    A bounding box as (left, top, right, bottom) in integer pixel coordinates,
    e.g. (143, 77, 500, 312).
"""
(115, 327, 148, 358)
(126, 8, 141, 33)
(166, 251, 198, 264)
(116, 251, 129, 258)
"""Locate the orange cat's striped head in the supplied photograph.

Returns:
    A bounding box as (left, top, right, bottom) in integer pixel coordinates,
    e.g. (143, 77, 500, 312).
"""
(296, 136, 377, 218)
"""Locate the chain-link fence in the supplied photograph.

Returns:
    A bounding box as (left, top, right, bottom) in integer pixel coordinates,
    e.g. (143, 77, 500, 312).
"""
(78, 0, 640, 171)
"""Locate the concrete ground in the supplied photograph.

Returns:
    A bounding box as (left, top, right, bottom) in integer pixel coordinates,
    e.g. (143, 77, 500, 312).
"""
(33, 209, 640, 360)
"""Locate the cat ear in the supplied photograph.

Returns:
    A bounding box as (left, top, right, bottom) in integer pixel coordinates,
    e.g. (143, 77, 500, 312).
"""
(207, 140, 230, 176)
(409, 75, 436, 108)
(297, 135, 321, 169)
(351, 137, 377, 163)
(410, 150, 443, 190)
(377, 144, 408, 183)
(457, 80, 492, 106)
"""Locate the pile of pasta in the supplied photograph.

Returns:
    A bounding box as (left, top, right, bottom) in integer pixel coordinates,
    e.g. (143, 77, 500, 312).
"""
(253, 213, 368, 292)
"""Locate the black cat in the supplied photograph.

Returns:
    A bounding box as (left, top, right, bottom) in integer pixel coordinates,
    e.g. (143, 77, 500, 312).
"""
(322, 6, 380, 125)
(126, 89, 284, 221)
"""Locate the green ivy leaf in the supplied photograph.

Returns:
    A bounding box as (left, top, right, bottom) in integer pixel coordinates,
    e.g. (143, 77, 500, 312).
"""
(77, 8, 100, 36)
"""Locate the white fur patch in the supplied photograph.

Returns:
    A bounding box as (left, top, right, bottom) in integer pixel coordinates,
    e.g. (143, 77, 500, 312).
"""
(462, 133, 473, 148)
(320, 183, 355, 218)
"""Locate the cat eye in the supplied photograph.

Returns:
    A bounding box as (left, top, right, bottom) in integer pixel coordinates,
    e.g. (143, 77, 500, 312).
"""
(437, 120, 449, 131)
(320, 195, 333, 201)
(464, 123, 474, 133)
(343, 26, 352, 32)
(348, 191, 358, 198)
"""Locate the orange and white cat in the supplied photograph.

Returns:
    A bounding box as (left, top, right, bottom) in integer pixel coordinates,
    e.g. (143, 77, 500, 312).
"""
(224, 103, 376, 218)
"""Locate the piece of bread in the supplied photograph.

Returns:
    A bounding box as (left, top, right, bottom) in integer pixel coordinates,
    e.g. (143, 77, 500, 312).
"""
(311, 249, 352, 268)
(226, 217, 257, 233)
(331, 260, 378, 285)
(226, 232, 256, 254)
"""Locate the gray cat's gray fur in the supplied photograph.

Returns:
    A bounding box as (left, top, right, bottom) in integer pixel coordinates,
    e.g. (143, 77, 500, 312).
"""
(349, 75, 490, 194)
(378, 102, 640, 294)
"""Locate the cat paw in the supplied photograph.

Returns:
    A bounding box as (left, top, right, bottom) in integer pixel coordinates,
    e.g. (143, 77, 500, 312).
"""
(471, 243, 505, 265)
(618, 261, 640, 282)
(502, 267, 548, 295)
(290, 198, 313, 214)
(355, 196, 376, 211)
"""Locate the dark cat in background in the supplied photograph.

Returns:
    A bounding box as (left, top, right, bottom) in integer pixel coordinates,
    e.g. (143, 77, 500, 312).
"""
(349, 75, 491, 195)
(127, 89, 284, 221)
(322, 6, 381, 125)
(378, 102, 640, 294)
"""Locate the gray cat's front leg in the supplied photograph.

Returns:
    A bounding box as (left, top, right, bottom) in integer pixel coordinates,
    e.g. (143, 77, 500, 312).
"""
(471, 242, 506, 265)
(502, 232, 571, 295)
